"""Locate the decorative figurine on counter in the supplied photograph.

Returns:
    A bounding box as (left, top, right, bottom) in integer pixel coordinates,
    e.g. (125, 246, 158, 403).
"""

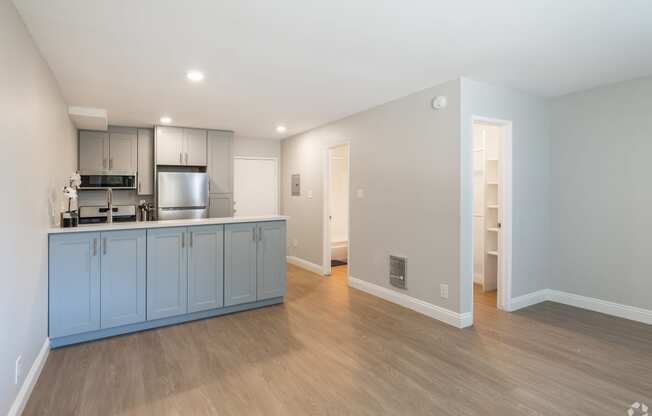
(61, 172, 81, 227)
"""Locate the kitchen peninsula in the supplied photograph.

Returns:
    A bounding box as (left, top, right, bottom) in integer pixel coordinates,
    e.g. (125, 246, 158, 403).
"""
(48, 216, 287, 347)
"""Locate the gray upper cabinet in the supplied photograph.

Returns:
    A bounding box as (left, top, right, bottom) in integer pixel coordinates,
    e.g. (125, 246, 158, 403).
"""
(256, 222, 287, 300)
(49, 233, 101, 338)
(108, 128, 137, 173)
(156, 126, 185, 166)
(207, 130, 233, 194)
(79, 131, 109, 173)
(79, 128, 137, 174)
(207, 131, 234, 217)
(188, 225, 224, 312)
(137, 129, 154, 195)
(147, 227, 188, 320)
(224, 223, 257, 306)
(156, 126, 207, 166)
(100, 230, 146, 329)
(184, 128, 207, 166)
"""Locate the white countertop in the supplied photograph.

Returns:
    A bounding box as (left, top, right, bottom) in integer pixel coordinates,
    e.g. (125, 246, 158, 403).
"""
(48, 215, 289, 234)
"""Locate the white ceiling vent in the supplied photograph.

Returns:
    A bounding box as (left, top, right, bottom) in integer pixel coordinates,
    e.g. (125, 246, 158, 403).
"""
(68, 106, 108, 131)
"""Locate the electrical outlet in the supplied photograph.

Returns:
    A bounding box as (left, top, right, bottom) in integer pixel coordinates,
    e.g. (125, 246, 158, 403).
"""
(292, 239, 298, 247)
(307, 189, 313, 199)
(440, 284, 449, 299)
(15, 355, 22, 385)
(356, 188, 365, 199)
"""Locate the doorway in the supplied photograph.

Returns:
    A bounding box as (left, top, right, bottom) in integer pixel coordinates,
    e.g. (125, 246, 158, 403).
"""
(471, 117, 512, 314)
(233, 157, 279, 217)
(323, 143, 350, 277)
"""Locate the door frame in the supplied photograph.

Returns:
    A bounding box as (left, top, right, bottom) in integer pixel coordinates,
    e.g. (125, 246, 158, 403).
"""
(322, 141, 351, 276)
(470, 116, 513, 313)
(233, 156, 280, 215)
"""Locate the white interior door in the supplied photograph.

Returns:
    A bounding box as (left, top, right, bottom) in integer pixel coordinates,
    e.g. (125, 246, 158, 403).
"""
(329, 146, 348, 243)
(233, 158, 278, 217)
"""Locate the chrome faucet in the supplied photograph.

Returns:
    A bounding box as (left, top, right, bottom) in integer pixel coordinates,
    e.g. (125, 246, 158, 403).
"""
(106, 188, 113, 224)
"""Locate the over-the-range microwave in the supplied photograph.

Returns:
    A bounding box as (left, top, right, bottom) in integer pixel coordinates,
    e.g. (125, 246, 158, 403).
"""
(79, 174, 136, 189)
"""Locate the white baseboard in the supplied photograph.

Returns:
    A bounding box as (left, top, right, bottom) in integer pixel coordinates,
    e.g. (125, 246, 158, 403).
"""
(286, 256, 323, 275)
(348, 276, 472, 328)
(507, 289, 652, 325)
(507, 289, 550, 312)
(459, 311, 474, 328)
(547, 290, 652, 325)
(8, 338, 50, 416)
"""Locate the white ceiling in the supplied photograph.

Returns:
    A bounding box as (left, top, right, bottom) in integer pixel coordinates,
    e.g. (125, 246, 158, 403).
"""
(13, 0, 652, 139)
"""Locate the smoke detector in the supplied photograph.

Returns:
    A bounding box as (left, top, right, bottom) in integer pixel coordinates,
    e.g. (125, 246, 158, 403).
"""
(431, 96, 448, 110)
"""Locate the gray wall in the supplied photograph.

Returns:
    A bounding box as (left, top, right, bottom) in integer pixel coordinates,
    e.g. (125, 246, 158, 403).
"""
(460, 78, 552, 313)
(282, 80, 463, 312)
(0, 1, 77, 413)
(281, 78, 553, 315)
(550, 76, 652, 310)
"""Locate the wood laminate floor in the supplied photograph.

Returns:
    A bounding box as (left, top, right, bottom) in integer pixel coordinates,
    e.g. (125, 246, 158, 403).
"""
(473, 283, 497, 308)
(25, 264, 652, 415)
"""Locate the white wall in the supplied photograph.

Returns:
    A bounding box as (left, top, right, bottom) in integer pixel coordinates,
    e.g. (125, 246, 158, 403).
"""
(0, 1, 77, 413)
(550, 76, 652, 310)
(282, 80, 463, 311)
(233, 136, 281, 159)
(460, 78, 552, 313)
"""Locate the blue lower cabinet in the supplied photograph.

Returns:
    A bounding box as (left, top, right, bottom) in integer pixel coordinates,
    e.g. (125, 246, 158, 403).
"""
(100, 230, 146, 329)
(188, 225, 224, 312)
(147, 227, 188, 320)
(49, 233, 101, 338)
(256, 222, 287, 300)
(48, 220, 286, 346)
(225, 223, 258, 306)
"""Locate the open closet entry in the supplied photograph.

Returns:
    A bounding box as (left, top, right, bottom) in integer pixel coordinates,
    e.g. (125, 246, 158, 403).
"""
(473, 121, 503, 297)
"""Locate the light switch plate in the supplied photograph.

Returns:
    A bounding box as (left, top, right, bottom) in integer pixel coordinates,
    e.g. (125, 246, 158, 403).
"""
(356, 188, 364, 198)
(307, 190, 313, 199)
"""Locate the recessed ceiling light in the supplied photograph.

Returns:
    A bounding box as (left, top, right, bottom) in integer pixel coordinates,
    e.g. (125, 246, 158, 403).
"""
(160, 116, 172, 124)
(276, 125, 287, 133)
(186, 70, 204, 82)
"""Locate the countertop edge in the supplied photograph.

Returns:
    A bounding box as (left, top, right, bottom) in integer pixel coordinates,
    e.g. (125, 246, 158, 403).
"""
(48, 216, 289, 234)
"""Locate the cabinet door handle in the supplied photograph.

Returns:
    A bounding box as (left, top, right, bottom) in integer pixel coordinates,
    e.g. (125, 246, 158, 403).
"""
(185, 153, 188, 165)
(252, 228, 256, 242)
(103, 238, 107, 255)
(109, 158, 113, 169)
(138, 181, 142, 193)
(103, 158, 107, 169)
(93, 238, 97, 256)
(182, 232, 185, 248)
(189, 231, 193, 247)
(258, 227, 262, 242)
(179, 152, 183, 164)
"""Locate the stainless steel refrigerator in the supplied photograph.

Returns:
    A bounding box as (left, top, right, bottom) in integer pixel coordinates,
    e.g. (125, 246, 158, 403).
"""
(157, 172, 209, 220)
